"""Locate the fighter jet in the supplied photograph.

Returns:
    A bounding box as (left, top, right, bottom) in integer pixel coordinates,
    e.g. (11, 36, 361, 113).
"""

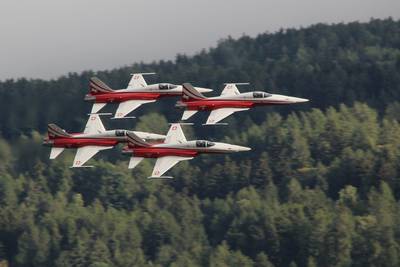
(84, 73, 212, 119)
(176, 83, 309, 125)
(43, 114, 166, 167)
(122, 123, 251, 178)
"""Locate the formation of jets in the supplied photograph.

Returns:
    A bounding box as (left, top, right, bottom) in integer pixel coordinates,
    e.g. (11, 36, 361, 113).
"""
(44, 73, 309, 178)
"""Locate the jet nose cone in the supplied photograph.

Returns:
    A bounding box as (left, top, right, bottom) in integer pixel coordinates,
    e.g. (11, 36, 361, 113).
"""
(239, 146, 252, 152)
(295, 97, 309, 103)
(196, 87, 213, 93)
(284, 96, 309, 103)
(228, 145, 251, 152)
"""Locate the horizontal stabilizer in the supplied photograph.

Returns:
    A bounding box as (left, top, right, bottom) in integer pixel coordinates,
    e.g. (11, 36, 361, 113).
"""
(181, 110, 198, 121)
(90, 103, 107, 114)
(128, 157, 144, 169)
(50, 147, 64, 159)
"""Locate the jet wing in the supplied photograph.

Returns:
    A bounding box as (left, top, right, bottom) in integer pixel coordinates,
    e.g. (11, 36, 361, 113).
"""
(128, 73, 147, 88)
(127, 73, 156, 89)
(50, 147, 65, 159)
(72, 146, 113, 167)
(221, 84, 240, 96)
(90, 103, 107, 114)
(181, 110, 198, 121)
(128, 157, 144, 169)
(114, 100, 156, 118)
(84, 114, 106, 134)
(150, 156, 193, 178)
(205, 108, 249, 125)
(165, 123, 187, 144)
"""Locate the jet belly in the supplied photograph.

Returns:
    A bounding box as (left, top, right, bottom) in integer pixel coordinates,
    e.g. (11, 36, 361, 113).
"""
(52, 137, 119, 148)
(185, 99, 255, 111)
(132, 147, 199, 158)
(92, 92, 162, 103)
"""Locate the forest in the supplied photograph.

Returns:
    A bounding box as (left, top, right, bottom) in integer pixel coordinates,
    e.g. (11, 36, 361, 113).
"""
(0, 18, 400, 266)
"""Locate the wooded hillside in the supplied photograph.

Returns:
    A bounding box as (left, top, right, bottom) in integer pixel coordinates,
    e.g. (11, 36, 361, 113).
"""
(0, 18, 399, 267)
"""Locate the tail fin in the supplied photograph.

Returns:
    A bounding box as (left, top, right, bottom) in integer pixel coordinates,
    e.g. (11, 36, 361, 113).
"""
(89, 77, 114, 95)
(47, 124, 71, 139)
(182, 83, 206, 101)
(126, 132, 151, 148)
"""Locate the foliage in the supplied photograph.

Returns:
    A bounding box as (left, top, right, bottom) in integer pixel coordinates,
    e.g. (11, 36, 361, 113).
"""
(0, 18, 400, 266)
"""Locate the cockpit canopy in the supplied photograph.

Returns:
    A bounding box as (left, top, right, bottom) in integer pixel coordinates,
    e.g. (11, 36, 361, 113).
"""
(253, 91, 272, 98)
(196, 140, 215, 147)
(159, 83, 177, 90)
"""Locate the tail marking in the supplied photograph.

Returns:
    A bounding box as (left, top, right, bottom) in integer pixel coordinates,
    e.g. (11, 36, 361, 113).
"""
(89, 77, 114, 94)
(47, 124, 71, 139)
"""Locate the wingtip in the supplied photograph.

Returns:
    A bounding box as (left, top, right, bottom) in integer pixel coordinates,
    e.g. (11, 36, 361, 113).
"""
(147, 176, 174, 179)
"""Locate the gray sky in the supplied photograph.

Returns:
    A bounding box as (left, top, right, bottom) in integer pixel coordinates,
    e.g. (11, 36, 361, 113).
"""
(0, 0, 399, 80)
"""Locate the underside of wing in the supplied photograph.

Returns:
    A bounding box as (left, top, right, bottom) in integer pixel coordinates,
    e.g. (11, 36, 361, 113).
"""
(128, 157, 144, 169)
(181, 110, 198, 121)
(72, 146, 113, 167)
(50, 147, 65, 159)
(84, 114, 106, 134)
(91, 103, 107, 114)
(206, 108, 249, 125)
(150, 156, 193, 177)
(114, 100, 156, 118)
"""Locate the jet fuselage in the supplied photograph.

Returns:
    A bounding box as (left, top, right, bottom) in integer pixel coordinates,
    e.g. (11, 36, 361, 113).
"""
(177, 92, 309, 111)
(85, 84, 212, 103)
(123, 140, 250, 158)
(43, 130, 165, 149)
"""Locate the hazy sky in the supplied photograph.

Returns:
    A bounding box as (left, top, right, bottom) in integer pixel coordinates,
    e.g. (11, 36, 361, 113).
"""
(1, 0, 399, 80)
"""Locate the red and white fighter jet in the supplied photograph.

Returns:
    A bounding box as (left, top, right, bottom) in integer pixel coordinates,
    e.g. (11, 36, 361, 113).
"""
(84, 73, 212, 119)
(122, 123, 251, 178)
(43, 114, 165, 167)
(176, 83, 309, 125)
